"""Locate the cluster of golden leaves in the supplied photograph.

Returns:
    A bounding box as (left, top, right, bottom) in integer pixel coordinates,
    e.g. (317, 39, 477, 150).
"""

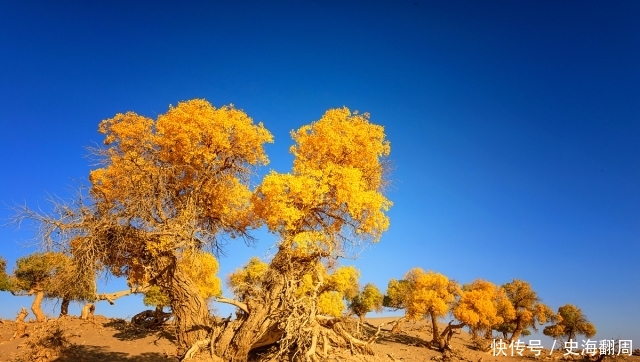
(502, 279, 555, 328)
(404, 268, 460, 320)
(73, 100, 393, 318)
(453, 279, 514, 332)
(349, 283, 384, 319)
(543, 304, 597, 339)
(227, 257, 269, 300)
(295, 263, 361, 317)
(90, 99, 273, 260)
(254, 108, 392, 256)
(387, 269, 567, 340)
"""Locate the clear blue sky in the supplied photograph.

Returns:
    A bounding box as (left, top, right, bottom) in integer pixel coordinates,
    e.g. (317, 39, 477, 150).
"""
(1, 0, 638, 346)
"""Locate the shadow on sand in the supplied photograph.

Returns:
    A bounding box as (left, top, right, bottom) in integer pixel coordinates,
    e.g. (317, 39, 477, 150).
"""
(52, 345, 176, 362)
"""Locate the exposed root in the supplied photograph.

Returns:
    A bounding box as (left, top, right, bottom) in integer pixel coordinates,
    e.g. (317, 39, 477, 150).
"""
(182, 338, 214, 361)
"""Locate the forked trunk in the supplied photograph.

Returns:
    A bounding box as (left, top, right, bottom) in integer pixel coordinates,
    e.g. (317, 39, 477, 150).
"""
(217, 274, 286, 362)
(31, 290, 46, 322)
(430, 310, 440, 344)
(60, 298, 70, 317)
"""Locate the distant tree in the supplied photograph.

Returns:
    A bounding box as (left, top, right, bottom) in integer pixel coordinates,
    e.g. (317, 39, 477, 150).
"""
(498, 279, 555, 342)
(383, 278, 412, 333)
(384, 278, 411, 310)
(349, 283, 384, 323)
(10, 252, 72, 321)
(0, 256, 12, 292)
(543, 304, 596, 342)
(452, 279, 515, 339)
(403, 268, 461, 346)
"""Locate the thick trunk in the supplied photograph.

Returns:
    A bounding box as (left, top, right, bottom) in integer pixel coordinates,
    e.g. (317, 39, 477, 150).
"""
(218, 276, 286, 362)
(60, 298, 70, 317)
(31, 290, 46, 322)
(438, 322, 465, 351)
(430, 310, 440, 344)
(169, 264, 211, 357)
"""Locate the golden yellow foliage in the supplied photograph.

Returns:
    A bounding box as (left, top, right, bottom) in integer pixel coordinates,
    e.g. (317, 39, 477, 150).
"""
(89, 99, 273, 264)
(254, 108, 391, 256)
(404, 268, 459, 321)
(384, 278, 411, 310)
(318, 291, 345, 317)
(181, 250, 222, 299)
(498, 279, 555, 341)
(227, 257, 269, 299)
(453, 279, 514, 332)
(350, 283, 384, 320)
(143, 250, 221, 307)
(293, 263, 361, 317)
(543, 304, 596, 341)
(324, 265, 360, 301)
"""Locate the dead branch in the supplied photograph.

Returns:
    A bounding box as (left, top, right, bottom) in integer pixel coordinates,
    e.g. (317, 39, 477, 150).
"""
(213, 296, 249, 314)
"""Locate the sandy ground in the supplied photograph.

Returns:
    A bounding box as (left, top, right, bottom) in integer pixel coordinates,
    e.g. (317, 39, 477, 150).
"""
(0, 315, 637, 362)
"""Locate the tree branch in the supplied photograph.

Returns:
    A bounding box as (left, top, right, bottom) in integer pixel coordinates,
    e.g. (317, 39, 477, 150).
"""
(212, 296, 248, 314)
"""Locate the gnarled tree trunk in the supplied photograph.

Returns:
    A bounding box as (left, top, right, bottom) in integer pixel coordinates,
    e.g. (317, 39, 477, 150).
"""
(31, 290, 46, 322)
(162, 258, 211, 357)
(213, 266, 287, 362)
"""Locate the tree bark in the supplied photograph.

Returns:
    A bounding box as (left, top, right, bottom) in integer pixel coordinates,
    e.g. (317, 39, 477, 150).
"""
(217, 276, 286, 362)
(430, 310, 441, 345)
(60, 298, 70, 317)
(31, 290, 46, 322)
(168, 263, 211, 357)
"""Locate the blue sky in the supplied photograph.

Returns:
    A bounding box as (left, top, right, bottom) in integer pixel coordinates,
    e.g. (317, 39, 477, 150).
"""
(1, 0, 638, 346)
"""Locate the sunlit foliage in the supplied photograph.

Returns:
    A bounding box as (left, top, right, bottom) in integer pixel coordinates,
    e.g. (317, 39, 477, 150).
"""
(227, 257, 269, 301)
(254, 107, 391, 256)
(384, 278, 411, 310)
(498, 279, 555, 342)
(0, 256, 12, 292)
(543, 304, 596, 342)
(453, 279, 515, 336)
(404, 268, 459, 320)
(402, 268, 461, 344)
(143, 285, 172, 308)
(8, 252, 94, 321)
(65, 99, 272, 349)
(349, 283, 384, 321)
(11, 252, 70, 294)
